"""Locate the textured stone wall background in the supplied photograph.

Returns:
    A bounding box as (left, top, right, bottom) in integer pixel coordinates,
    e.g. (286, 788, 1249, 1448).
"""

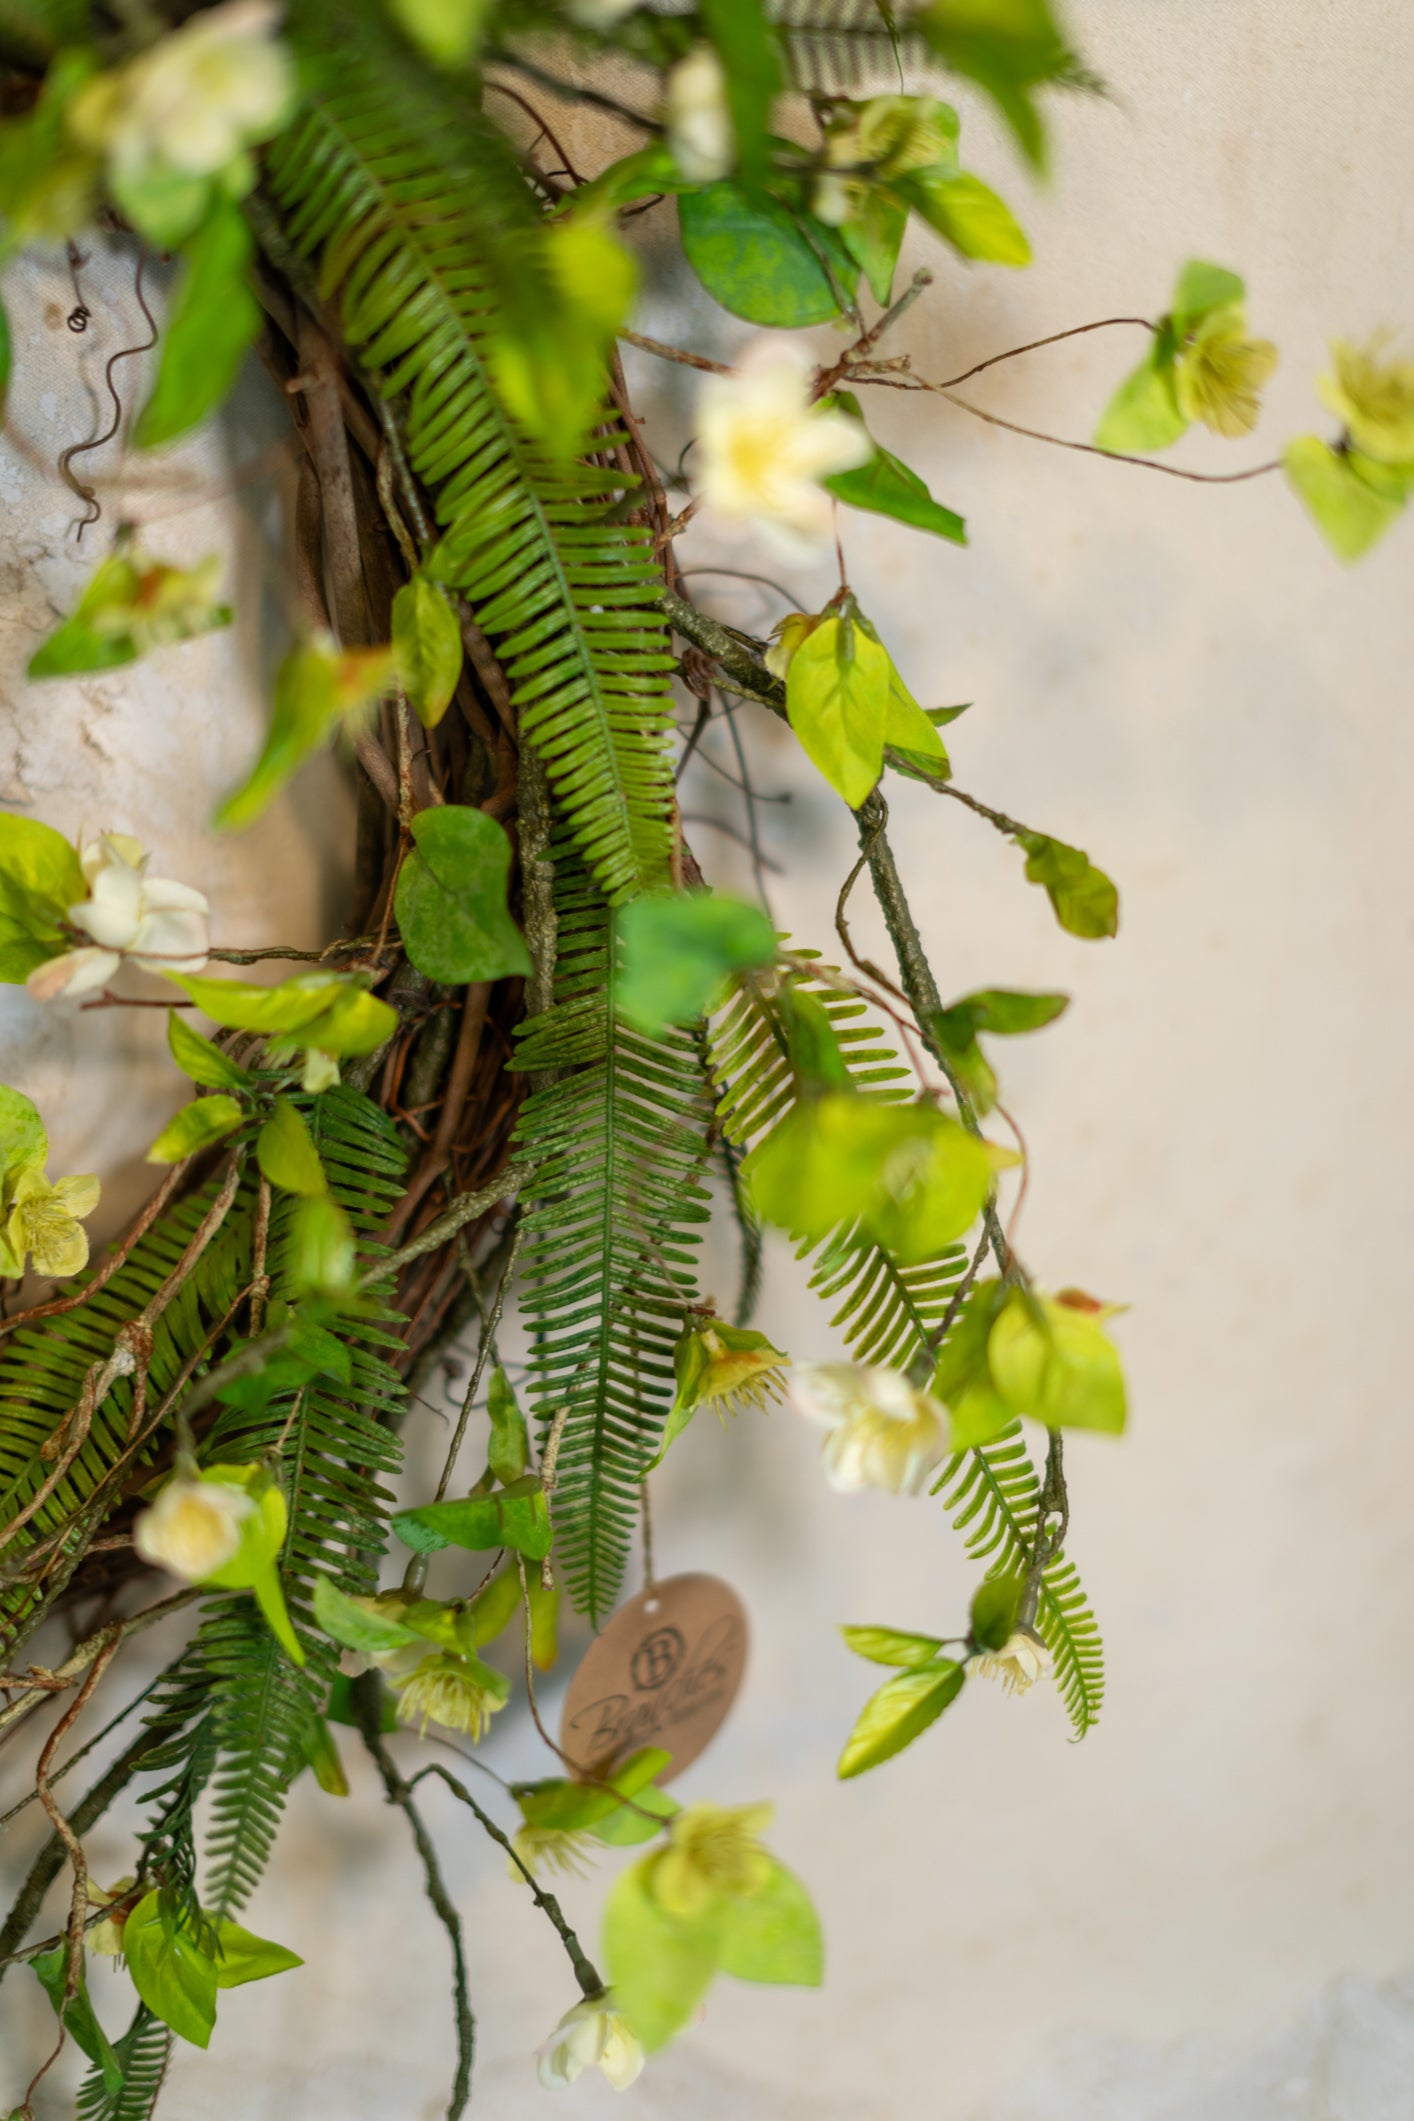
(3, 3, 1413, 2113)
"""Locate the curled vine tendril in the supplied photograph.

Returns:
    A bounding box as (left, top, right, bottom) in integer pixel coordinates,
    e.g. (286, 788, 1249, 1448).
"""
(64, 240, 90, 334)
(57, 247, 158, 540)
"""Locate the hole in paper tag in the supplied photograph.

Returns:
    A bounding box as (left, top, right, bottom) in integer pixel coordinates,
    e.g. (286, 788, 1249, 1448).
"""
(559, 1573, 748, 1784)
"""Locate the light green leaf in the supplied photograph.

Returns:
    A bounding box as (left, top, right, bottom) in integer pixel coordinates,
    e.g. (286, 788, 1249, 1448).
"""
(1094, 339, 1187, 455)
(901, 167, 1030, 265)
(701, 0, 782, 188)
(969, 1573, 1024, 1650)
(918, 0, 1071, 170)
(257, 1097, 327, 1198)
(823, 404, 967, 547)
(603, 1862, 721, 2052)
(1283, 435, 1406, 562)
(392, 574, 463, 728)
(166, 1009, 252, 1089)
(786, 611, 890, 806)
(838, 1660, 965, 1778)
(486, 1365, 530, 1485)
(0, 815, 85, 984)
(679, 182, 856, 327)
(928, 987, 1068, 1115)
(28, 549, 230, 678)
(175, 969, 350, 1036)
(779, 983, 850, 1092)
(592, 1781, 680, 1846)
(301, 1712, 350, 1796)
(289, 1194, 355, 1294)
(393, 805, 531, 984)
(715, 1857, 823, 1986)
(0, 294, 9, 419)
(146, 1094, 243, 1165)
(387, 0, 490, 65)
(31, 1942, 124, 2096)
(515, 1748, 673, 1835)
(312, 1575, 420, 1656)
(616, 892, 776, 1031)
(1170, 258, 1246, 335)
(210, 1919, 302, 1990)
(0, 1083, 47, 1174)
(988, 1290, 1127, 1434)
(841, 1624, 947, 1668)
(393, 1475, 554, 1561)
(215, 638, 397, 831)
(863, 1107, 997, 1265)
(135, 199, 260, 450)
(1016, 831, 1119, 939)
(742, 1092, 917, 1243)
(841, 186, 909, 305)
(122, 1892, 218, 2050)
(489, 212, 639, 460)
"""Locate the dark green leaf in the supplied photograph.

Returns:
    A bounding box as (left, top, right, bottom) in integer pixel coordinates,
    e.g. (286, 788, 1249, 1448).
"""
(135, 199, 261, 450)
(954, 987, 1070, 1035)
(31, 1943, 123, 2095)
(394, 805, 531, 984)
(146, 1094, 244, 1164)
(823, 403, 967, 547)
(969, 1573, 1023, 1651)
(679, 182, 856, 327)
(300, 1711, 350, 1796)
(393, 1475, 554, 1560)
(616, 891, 776, 1030)
(837, 1660, 965, 1778)
(1015, 830, 1119, 939)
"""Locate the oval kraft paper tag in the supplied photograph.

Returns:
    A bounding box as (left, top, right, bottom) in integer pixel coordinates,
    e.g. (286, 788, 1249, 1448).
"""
(560, 1573, 748, 1784)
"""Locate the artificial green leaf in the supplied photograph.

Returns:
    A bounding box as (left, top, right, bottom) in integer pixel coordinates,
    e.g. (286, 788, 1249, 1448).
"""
(1015, 831, 1119, 939)
(210, 1918, 302, 1990)
(393, 1475, 554, 1561)
(742, 1092, 917, 1242)
(257, 1097, 327, 1197)
(31, 1943, 124, 2095)
(490, 212, 638, 459)
(602, 1863, 720, 2052)
(135, 200, 260, 450)
(486, 1365, 530, 1485)
(919, 0, 1071, 169)
(930, 1278, 1012, 1448)
(616, 891, 776, 1030)
(286, 982, 398, 1063)
(0, 293, 9, 417)
(392, 574, 463, 728)
(838, 1659, 965, 1778)
(987, 1289, 1127, 1433)
(841, 1624, 948, 1668)
(701, 0, 781, 186)
(250, 1564, 306, 1666)
(215, 638, 397, 831)
(289, 1194, 356, 1294)
(29, 548, 230, 678)
(841, 186, 909, 305)
(593, 1780, 680, 1845)
(823, 407, 967, 546)
(515, 1748, 673, 1835)
(679, 182, 856, 327)
(1094, 339, 1187, 455)
(464, 1561, 523, 1648)
(146, 1094, 243, 1165)
(715, 1857, 823, 1986)
(312, 1575, 420, 1656)
(388, 0, 490, 65)
(900, 166, 1030, 265)
(528, 1569, 560, 1672)
(929, 986, 1068, 1114)
(301, 1711, 350, 1796)
(166, 1009, 252, 1090)
(175, 969, 354, 1036)
(0, 1082, 47, 1174)
(122, 1892, 218, 2050)
(566, 142, 692, 217)
(863, 1107, 997, 1265)
(1170, 258, 1245, 334)
(969, 1573, 1024, 1651)
(778, 983, 850, 1091)
(786, 611, 890, 805)
(326, 1673, 398, 1732)
(0, 815, 85, 984)
(393, 805, 531, 984)
(1283, 435, 1406, 562)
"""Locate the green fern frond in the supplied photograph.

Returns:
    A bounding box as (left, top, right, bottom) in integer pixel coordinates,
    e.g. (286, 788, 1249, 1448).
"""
(264, 6, 678, 904)
(76, 2004, 172, 2121)
(513, 847, 713, 1622)
(935, 1427, 1105, 1736)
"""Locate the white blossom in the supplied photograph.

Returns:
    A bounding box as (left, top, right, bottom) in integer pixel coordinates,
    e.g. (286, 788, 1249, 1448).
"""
(972, 1629, 1052, 1697)
(134, 1473, 253, 1581)
(27, 833, 210, 1002)
(537, 1996, 645, 2092)
(789, 1361, 948, 1495)
(665, 44, 733, 184)
(696, 340, 872, 556)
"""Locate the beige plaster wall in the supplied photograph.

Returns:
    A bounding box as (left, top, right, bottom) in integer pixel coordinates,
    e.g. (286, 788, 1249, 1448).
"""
(3, 4, 1413, 2114)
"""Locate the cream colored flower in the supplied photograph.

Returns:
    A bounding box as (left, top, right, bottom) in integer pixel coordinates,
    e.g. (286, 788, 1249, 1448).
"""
(393, 1650, 508, 1741)
(789, 1361, 948, 1495)
(1174, 306, 1278, 438)
(511, 1823, 598, 1884)
(665, 43, 733, 184)
(26, 832, 210, 1002)
(134, 1473, 253, 1580)
(68, 0, 293, 187)
(648, 1800, 774, 1918)
(4, 1166, 101, 1278)
(972, 1628, 1051, 1697)
(696, 340, 871, 556)
(1317, 336, 1414, 465)
(537, 1995, 645, 2092)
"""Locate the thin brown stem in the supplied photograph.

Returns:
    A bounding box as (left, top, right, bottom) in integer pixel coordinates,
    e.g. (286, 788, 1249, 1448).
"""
(619, 329, 731, 376)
